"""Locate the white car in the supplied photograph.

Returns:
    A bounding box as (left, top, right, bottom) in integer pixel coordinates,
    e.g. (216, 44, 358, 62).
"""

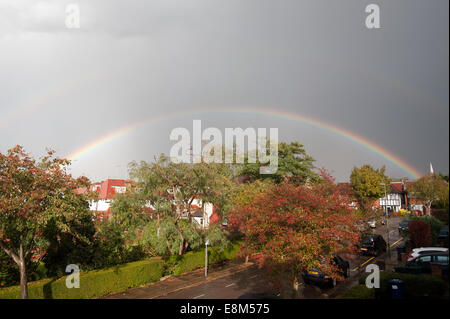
(407, 247, 448, 261)
(367, 219, 376, 228)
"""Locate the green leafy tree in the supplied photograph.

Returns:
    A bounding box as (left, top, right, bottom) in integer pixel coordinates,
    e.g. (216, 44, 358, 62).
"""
(228, 180, 273, 208)
(350, 165, 390, 214)
(202, 223, 230, 251)
(141, 217, 203, 256)
(438, 172, 449, 183)
(0, 146, 92, 298)
(239, 142, 318, 184)
(128, 154, 231, 255)
(408, 174, 449, 215)
(42, 206, 96, 277)
(109, 189, 153, 245)
(91, 221, 147, 268)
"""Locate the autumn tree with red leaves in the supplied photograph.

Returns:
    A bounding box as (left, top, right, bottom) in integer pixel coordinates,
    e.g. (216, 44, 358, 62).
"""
(0, 146, 92, 298)
(228, 173, 360, 297)
(408, 220, 432, 248)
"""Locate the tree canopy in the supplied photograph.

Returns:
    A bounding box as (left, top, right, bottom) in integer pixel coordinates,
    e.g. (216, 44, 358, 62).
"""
(239, 142, 318, 184)
(408, 174, 449, 215)
(228, 173, 359, 297)
(350, 165, 390, 214)
(0, 145, 92, 298)
(127, 154, 231, 255)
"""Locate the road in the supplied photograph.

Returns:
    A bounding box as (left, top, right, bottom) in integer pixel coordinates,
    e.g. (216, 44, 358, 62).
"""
(158, 265, 277, 299)
(153, 217, 405, 299)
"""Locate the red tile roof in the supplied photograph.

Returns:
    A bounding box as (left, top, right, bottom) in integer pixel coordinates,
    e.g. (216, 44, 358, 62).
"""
(390, 182, 403, 193)
(90, 179, 134, 200)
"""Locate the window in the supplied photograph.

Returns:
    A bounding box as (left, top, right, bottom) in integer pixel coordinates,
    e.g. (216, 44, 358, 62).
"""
(434, 255, 449, 264)
(113, 186, 126, 194)
(417, 256, 431, 263)
(419, 251, 437, 255)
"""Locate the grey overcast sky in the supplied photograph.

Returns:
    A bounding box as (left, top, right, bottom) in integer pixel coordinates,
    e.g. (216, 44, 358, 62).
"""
(0, 0, 448, 182)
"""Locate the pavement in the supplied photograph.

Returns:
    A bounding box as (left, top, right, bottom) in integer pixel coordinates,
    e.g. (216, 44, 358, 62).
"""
(100, 217, 406, 299)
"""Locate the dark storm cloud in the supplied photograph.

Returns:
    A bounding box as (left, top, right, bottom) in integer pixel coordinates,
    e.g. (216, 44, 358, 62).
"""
(0, 0, 448, 181)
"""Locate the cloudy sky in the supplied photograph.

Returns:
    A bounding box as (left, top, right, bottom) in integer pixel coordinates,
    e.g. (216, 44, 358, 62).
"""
(0, 0, 448, 182)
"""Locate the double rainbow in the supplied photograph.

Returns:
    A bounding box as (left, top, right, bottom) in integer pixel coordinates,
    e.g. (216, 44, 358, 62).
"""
(66, 106, 422, 179)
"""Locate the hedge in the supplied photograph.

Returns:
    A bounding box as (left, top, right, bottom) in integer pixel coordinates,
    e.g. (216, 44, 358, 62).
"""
(173, 242, 242, 276)
(431, 209, 449, 225)
(357, 271, 447, 299)
(0, 258, 165, 299)
(0, 242, 243, 299)
(340, 284, 375, 299)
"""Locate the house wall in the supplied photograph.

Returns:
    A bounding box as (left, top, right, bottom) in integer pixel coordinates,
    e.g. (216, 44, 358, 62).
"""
(89, 199, 111, 212)
(379, 193, 402, 212)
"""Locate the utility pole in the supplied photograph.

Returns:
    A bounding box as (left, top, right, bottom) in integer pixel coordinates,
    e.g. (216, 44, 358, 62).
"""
(380, 183, 390, 258)
(205, 239, 209, 277)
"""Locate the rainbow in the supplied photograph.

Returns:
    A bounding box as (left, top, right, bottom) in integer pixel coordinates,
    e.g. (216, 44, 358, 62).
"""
(66, 106, 423, 179)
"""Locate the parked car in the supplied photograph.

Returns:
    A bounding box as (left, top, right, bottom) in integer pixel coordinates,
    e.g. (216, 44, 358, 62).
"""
(394, 251, 449, 275)
(398, 219, 409, 236)
(360, 234, 387, 256)
(304, 255, 350, 288)
(438, 225, 449, 248)
(407, 247, 448, 262)
(367, 219, 376, 229)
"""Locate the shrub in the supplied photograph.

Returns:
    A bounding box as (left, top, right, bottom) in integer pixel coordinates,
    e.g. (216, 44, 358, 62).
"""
(399, 209, 411, 217)
(410, 215, 444, 245)
(408, 220, 432, 248)
(340, 284, 375, 299)
(0, 258, 164, 299)
(358, 272, 446, 299)
(431, 209, 449, 225)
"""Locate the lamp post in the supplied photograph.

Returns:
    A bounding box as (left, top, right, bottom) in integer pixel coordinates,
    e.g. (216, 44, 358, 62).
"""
(379, 183, 390, 258)
(205, 239, 209, 277)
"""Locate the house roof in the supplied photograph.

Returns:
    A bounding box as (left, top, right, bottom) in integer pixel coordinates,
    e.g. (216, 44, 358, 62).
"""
(90, 179, 134, 200)
(390, 182, 403, 194)
(191, 210, 204, 218)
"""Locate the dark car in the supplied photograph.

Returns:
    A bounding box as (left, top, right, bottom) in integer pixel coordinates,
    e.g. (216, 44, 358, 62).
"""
(360, 234, 387, 256)
(438, 225, 449, 248)
(394, 251, 449, 275)
(304, 255, 350, 288)
(398, 219, 409, 237)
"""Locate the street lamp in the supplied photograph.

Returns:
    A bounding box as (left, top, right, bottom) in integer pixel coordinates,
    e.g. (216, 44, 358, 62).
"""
(205, 239, 209, 277)
(379, 183, 390, 258)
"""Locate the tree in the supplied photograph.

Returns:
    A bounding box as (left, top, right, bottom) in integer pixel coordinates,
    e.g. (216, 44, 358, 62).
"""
(239, 142, 318, 184)
(438, 172, 449, 183)
(409, 215, 443, 246)
(110, 189, 152, 239)
(42, 204, 96, 277)
(128, 154, 231, 255)
(0, 146, 91, 298)
(408, 174, 449, 216)
(141, 217, 203, 256)
(408, 220, 432, 248)
(228, 172, 359, 297)
(350, 165, 390, 214)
